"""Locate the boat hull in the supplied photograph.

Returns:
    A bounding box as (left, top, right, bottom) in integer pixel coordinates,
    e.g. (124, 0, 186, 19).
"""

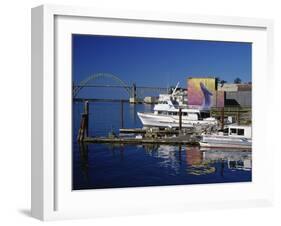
(200, 135, 252, 149)
(199, 142, 251, 149)
(137, 112, 217, 128)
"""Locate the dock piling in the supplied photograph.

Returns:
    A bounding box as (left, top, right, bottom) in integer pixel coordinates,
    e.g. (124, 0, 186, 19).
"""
(221, 107, 224, 130)
(179, 108, 182, 131)
(84, 101, 89, 137)
(77, 101, 89, 142)
(120, 100, 124, 129)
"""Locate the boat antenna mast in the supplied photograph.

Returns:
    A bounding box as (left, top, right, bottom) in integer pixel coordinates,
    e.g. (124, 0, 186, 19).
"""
(171, 82, 180, 97)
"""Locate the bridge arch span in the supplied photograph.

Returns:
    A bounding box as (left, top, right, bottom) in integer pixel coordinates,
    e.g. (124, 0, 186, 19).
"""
(73, 72, 131, 97)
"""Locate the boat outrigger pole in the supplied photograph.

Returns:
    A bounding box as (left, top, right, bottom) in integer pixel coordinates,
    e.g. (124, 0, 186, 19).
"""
(171, 82, 180, 96)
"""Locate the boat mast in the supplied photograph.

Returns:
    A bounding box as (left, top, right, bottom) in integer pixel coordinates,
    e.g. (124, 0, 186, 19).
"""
(171, 82, 180, 97)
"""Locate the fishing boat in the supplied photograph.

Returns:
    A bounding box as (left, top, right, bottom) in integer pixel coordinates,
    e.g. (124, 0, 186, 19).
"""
(199, 125, 252, 149)
(137, 83, 218, 128)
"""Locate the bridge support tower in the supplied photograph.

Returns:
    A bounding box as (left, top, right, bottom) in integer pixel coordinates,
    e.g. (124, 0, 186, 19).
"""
(129, 83, 138, 104)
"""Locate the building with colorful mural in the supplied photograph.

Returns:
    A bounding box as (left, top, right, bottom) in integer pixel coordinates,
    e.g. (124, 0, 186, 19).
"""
(187, 77, 225, 110)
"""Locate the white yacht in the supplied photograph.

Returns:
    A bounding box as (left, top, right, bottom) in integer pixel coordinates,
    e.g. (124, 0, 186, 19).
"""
(200, 125, 252, 149)
(137, 83, 218, 128)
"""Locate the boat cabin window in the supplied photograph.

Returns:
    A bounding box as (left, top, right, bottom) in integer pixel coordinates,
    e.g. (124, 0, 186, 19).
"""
(200, 112, 210, 118)
(237, 129, 244, 136)
(168, 112, 178, 116)
(197, 112, 210, 120)
(182, 112, 188, 116)
(158, 111, 168, 115)
(223, 128, 229, 134)
(159, 101, 168, 104)
(229, 128, 245, 136)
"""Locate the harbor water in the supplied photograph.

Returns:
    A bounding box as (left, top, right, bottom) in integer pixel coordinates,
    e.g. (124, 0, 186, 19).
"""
(72, 101, 252, 190)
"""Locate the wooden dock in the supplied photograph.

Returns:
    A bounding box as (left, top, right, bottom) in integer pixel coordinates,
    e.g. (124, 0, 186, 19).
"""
(119, 127, 195, 135)
(83, 135, 199, 145)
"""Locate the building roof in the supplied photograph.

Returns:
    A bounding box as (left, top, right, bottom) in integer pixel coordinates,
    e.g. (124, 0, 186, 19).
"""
(237, 84, 252, 91)
(218, 83, 252, 91)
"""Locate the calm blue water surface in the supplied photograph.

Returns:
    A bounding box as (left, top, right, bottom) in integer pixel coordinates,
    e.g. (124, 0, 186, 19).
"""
(72, 101, 252, 190)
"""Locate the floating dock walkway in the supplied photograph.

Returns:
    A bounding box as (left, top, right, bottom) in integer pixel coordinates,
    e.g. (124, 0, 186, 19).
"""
(83, 135, 199, 145)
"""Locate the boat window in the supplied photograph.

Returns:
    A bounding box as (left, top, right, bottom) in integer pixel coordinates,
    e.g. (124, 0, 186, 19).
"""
(223, 128, 229, 134)
(183, 112, 188, 116)
(200, 112, 210, 118)
(237, 129, 244, 136)
(173, 112, 178, 116)
(230, 128, 237, 134)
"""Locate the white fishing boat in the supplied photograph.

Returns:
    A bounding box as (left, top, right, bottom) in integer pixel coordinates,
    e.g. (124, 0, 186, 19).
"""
(137, 83, 218, 128)
(200, 125, 252, 149)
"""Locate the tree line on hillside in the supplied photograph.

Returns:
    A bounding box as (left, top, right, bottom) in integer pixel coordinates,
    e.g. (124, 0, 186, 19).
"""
(216, 77, 252, 85)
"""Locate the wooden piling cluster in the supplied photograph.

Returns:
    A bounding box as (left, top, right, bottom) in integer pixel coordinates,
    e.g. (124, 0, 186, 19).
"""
(77, 101, 89, 142)
(77, 100, 126, 142)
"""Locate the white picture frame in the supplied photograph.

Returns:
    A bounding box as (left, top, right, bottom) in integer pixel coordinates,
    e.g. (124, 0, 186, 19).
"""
(31, 4, 274, 221)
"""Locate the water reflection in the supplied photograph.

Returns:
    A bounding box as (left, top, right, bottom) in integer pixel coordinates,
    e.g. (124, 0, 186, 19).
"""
(186, 146, 203, 165)
(139, 145, 252, 172)
(202, 148, 252, 171)
(185, 147, 215, 176)
(73, 101, 251, 190)
(78, 143, 89, 183)
(77, 143, 252, 186)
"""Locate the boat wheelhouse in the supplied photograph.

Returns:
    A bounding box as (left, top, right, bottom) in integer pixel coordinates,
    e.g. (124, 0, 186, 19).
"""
(200, 125, 252, 149)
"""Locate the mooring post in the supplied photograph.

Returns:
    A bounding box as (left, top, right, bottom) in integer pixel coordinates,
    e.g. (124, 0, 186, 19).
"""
(237, 107, 240, 125)
(120, 100, 124, 129)
(77, 115, 84, 142)
(84, 101, 89, 137)
(221, 107, 224, 130)
(77, 101, 89, 142)
(179, 108, 182, 131)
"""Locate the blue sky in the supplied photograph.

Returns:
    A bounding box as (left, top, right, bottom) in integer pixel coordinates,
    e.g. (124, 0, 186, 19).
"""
(72, 34, 251, 98)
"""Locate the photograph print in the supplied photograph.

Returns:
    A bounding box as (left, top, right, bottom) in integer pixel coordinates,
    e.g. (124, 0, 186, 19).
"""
(72, 34, 252, 190)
